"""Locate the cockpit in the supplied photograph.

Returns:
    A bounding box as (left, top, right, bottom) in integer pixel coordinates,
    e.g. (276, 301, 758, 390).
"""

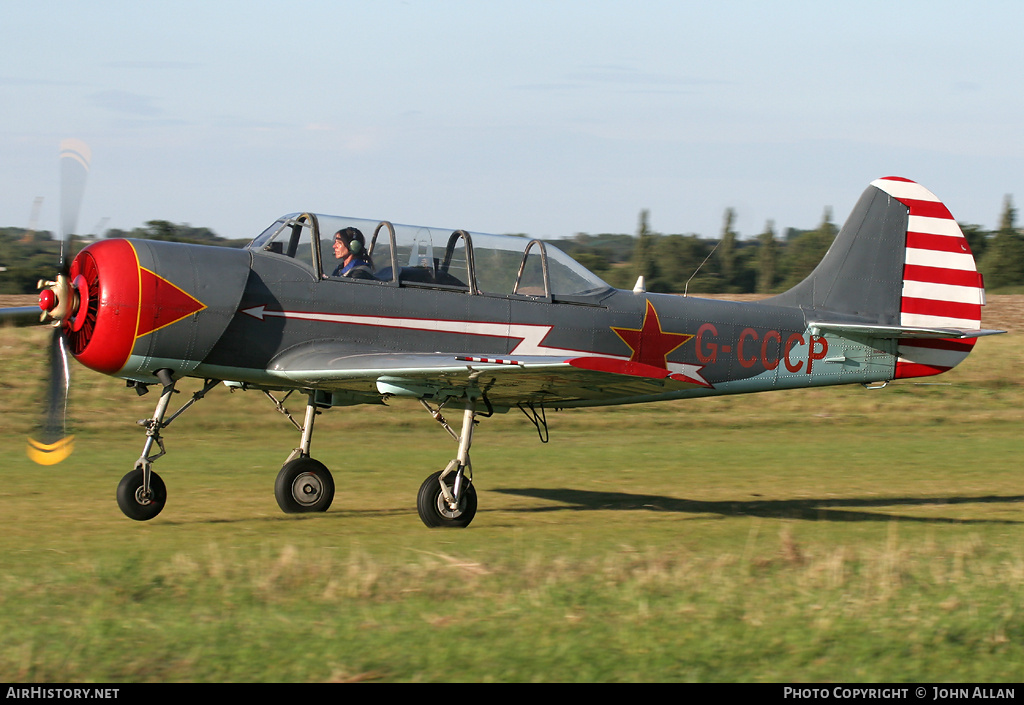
(246, 213, 613, 302)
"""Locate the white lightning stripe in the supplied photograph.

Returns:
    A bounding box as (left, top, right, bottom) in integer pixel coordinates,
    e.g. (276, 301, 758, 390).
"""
(667, 362, 710, 385)
(904, 248, 976, 271)
(247, 307, 586, 357)
(902, 281, 984, 305)
(907, 215, 963, 237)
(871, 178, 941, 202)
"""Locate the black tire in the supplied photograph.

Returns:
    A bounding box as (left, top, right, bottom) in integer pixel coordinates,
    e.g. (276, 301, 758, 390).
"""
(275, 457, 335, 513)
(116, 468, 167, 521)
(417, 470, 477, 528)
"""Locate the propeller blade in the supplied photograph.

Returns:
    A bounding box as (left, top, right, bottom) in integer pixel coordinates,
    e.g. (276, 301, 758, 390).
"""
(0, 305, 43, 326)
(58, 139, 91, 274)
(25, 139, 91, 465)
(26, 328, 74, 465)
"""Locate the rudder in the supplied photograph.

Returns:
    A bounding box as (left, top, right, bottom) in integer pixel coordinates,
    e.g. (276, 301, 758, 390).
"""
(872, 177, 985, 378)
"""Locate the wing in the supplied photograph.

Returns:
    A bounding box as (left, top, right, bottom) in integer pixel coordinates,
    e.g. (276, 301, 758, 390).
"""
(263, 341, 710, 408)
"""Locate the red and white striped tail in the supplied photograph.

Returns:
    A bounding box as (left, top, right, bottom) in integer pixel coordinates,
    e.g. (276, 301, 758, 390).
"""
(871, 177, 986, 378)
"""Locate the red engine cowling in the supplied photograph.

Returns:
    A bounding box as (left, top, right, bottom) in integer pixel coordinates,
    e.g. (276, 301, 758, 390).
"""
(63, 239, 143, 375)
(52, 238, 251, 380)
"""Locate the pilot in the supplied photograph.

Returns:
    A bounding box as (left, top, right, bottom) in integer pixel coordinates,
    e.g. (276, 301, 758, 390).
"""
(330, 227, 375, 279)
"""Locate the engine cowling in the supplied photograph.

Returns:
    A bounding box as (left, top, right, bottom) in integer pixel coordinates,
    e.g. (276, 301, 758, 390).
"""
(59, 238, 251, 381)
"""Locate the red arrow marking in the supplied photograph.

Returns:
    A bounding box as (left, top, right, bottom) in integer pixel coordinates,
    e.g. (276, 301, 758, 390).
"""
(136, 268, 207, 337)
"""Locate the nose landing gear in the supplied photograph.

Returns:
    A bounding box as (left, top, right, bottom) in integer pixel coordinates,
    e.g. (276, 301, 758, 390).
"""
(116, 467, 167, 521)
(116, 371, 219, 521)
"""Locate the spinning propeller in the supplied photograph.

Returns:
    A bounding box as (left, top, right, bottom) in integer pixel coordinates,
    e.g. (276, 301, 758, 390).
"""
(25, 139, 92, 465)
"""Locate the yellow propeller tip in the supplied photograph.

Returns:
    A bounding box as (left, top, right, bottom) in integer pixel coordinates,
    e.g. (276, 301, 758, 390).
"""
(26, 435, 75, 465)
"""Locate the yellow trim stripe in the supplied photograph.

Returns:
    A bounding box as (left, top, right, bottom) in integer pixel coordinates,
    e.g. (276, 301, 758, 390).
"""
(128, 240, 143, 350)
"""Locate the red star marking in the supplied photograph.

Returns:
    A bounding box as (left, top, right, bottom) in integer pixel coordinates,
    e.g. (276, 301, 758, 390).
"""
(611, 300, 693, 370)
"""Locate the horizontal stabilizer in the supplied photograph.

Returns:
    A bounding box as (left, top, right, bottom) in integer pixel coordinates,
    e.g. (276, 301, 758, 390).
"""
(809, 322, 1005, 341)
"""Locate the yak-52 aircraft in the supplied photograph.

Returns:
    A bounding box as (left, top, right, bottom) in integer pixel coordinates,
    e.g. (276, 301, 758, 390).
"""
(0, 141, 1004, 527)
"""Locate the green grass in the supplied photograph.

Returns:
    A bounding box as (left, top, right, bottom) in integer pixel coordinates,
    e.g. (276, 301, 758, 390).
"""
(1, 327, 1023, 682)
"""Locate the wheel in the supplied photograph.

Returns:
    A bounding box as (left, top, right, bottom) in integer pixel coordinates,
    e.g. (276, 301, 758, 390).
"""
(116, 468, 167, 521)
(417, 469, 477, 528)
(275, 457, 335, 513)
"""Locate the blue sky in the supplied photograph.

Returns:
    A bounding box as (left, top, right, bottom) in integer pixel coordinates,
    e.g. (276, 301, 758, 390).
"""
(3, 1, 1022, 244)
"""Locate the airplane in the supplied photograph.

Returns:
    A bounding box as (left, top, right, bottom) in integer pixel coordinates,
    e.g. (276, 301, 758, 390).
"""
(0, 142, 1004, 527)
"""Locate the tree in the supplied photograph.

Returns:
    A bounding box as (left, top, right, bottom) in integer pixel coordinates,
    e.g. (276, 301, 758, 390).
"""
(756, 220, 778, 294)
(631, 209, 658, 288)
(653, 233, 719, 293)
(979, 195, 1024, 290)
(717, 208, 737, 291)
(779, 207, 836, 289)
(959, 223, 987, 262)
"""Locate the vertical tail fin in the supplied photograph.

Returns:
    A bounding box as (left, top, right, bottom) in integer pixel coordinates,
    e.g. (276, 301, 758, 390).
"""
(768, 177, 989, 378)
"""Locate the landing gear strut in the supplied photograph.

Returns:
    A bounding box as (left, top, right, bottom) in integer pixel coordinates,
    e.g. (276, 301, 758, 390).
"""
(272, 391, 335, 513)
(416, 400, 479, 528)
(116, 371, 219, 521)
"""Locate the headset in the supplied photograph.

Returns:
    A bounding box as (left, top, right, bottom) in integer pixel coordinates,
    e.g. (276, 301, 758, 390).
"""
(336, 228, 364, 255)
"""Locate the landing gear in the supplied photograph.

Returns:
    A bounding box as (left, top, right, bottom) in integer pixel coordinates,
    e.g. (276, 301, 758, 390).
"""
(275, 457, 335, 513)
(116, 467, 167, 521)
(272, 390, 335, 514)
(416, 400, 480, 528)
(118, 371, 219, 521)
(417, 469, 477, 527)
(114, 374, 484, 525)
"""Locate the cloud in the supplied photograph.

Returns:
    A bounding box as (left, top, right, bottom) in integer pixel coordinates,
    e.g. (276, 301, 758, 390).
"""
(568, 64, 730, 92)
(0, 75, 76, 87)
(103, 61, 200, 71)
(513, 64, 731, 97)
(89, 90, 163, 117)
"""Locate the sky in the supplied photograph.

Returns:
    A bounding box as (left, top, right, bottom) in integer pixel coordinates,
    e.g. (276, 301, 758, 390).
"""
(3, 1, 1023, 245)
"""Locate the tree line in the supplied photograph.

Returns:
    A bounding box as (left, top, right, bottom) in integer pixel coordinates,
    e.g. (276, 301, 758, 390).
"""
(558, 195, 1022, 295)
(0, 221, 249, 294)
(2, 200, 1022, 296)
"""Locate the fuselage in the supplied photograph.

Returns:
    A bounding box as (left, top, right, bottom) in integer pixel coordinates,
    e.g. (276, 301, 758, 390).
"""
(63, 212, 900, 409)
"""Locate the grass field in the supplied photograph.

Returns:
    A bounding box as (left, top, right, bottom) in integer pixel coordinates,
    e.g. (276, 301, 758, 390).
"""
(1, 318, 1023, 682)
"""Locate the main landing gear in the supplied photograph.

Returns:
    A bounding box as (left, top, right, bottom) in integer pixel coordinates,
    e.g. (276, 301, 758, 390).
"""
(416, 400, 479, 528)
(268, 393, 481, 527)
(270, 391, 335, 514)
(117, 373, 479, 528)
